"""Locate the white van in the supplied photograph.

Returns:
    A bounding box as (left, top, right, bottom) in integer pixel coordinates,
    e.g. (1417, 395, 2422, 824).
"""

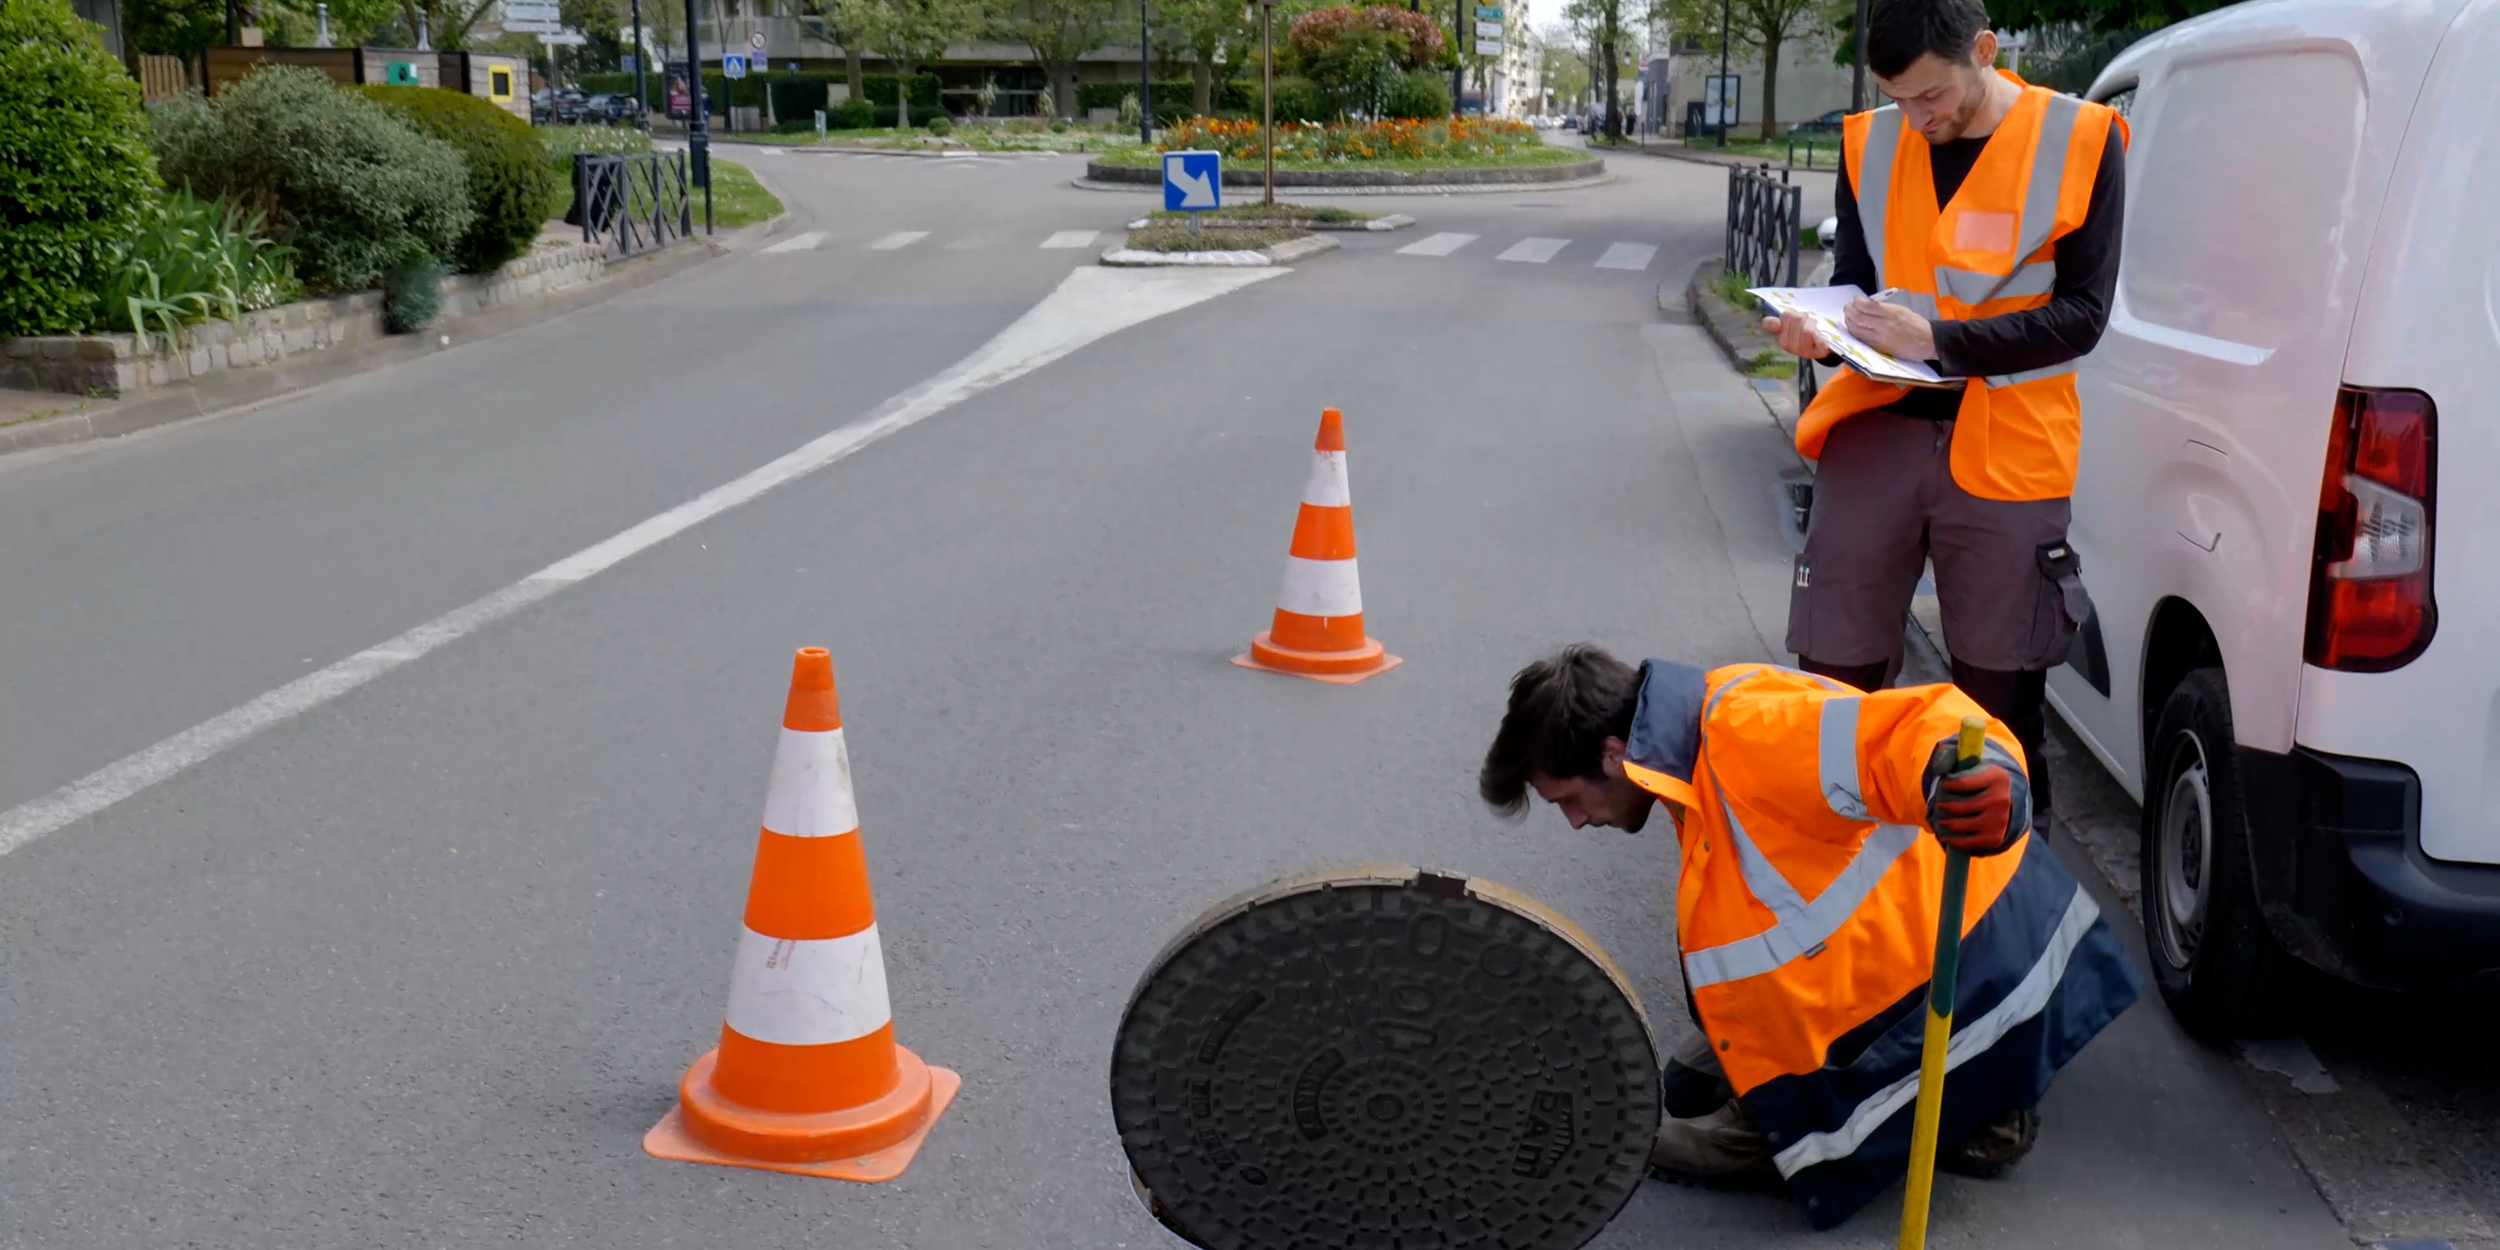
(2061, 0, 2500, 1038)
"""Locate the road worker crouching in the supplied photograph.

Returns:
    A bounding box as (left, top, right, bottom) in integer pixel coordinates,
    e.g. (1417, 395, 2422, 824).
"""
(1481, 646, 2141, 1229)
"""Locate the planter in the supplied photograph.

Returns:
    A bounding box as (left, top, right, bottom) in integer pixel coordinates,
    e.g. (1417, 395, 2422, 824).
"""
(1099, 233, 1341, 268)
(1084, 157, 1603, 188)
(2, 241, 610, 398)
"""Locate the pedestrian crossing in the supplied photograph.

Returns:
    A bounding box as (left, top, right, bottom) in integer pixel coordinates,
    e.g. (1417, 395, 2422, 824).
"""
(758, 228, 1104, 254)
(1397, 231, 1660, 271)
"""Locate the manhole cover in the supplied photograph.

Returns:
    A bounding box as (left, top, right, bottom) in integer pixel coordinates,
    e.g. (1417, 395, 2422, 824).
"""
(1111, 864, 1660, 1250)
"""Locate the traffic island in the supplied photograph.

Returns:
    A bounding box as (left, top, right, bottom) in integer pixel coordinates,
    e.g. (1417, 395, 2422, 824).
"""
(1099, 225, 1340, 268)
(1123, 204, 1414, 232)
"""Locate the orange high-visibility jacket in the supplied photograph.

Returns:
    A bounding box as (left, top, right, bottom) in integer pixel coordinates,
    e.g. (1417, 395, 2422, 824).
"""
(1795, 76, 2128, 502)
(1621, 661, 2139, 1228)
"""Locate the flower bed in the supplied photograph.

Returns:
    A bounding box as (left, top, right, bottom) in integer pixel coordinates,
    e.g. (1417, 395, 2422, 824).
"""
(1151, 116, 1555, 165)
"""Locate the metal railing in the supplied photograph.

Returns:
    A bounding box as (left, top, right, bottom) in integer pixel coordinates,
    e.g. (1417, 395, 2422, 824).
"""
(575, 151, 693, 260)
(1784, 132, 1836, 169)
(1725, 162, 1803, 289)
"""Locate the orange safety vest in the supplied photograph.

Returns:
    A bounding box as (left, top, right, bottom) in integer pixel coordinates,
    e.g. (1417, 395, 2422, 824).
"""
(1795, 75, 2127, 502)
(1618, 660, 2137, 1229)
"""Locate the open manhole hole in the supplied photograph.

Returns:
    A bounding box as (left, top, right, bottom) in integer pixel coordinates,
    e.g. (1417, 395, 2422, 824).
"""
(1110, 864, 1660, 1250)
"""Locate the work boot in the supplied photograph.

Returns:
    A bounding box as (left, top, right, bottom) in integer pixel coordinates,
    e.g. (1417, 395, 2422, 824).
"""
(1648, 1099, 1784, 1192)
(1661, 1030, 1735, 1119)
(1939, 1107, 2040, 1179)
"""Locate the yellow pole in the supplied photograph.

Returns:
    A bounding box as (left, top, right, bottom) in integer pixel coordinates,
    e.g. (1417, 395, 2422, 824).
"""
(1898, 714, 1988, 1250)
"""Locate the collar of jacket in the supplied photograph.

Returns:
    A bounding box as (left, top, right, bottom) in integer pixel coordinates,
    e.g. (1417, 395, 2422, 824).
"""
(1621, 659, 1707, 809)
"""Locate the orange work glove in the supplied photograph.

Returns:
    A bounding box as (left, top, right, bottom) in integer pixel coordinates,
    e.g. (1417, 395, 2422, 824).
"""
(1921, 740, 2029, 856)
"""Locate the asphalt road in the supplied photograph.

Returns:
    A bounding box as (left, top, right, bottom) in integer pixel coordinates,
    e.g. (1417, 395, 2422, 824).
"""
(0, 139, 2404, 1249)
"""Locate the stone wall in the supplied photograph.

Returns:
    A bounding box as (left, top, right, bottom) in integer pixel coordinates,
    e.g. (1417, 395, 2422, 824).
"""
(2, 241, 611, 399)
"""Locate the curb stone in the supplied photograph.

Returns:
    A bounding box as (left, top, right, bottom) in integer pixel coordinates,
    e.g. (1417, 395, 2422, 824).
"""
(1099, 232, 1340, 267)
(1072, 173, 1613, 196)
(1121, 212, 1413, 232)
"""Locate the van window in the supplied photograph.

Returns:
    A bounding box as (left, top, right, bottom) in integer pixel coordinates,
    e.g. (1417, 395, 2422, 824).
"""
(2119, 52, 2366, 351)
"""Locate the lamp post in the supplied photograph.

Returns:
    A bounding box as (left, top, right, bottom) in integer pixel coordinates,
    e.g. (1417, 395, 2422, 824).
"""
(1713, 0, 1730, 146)
(1450, 0, 1462, 118)
(1259, 0, 1277, 204)
(1851, 0, 1868, 110)
(683, 0, 712, 231)
(632, 0, 649, 128)
(1139, 0, 1152, 144)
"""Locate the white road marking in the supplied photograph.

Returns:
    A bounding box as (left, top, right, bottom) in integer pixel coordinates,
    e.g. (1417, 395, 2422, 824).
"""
(1040, 231, 1098, 249)
(763, 231, 827, 253)
(1498, 237, 1569, 263)
(0, 267, 1289, 858)
(868, 231, 930, 250)
(1396, 232, 1477, 257)
(1596, 242, 1658, 271)
(757, 147, 786, 156)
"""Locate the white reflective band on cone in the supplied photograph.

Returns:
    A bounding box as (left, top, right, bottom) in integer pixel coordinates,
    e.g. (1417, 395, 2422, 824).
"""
(1302, 450, 1351, 507)
(1276, 555, 1363, 618)
(760, 726, 860, 838)
(723, 923, 893, 1046)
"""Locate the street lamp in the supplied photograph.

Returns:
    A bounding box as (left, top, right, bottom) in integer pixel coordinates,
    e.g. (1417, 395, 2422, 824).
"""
(1258, 0, 1277, 204)
(1713, 0, 1730, 147)
(1139, 0, 1152, 144)
(1851, 0, 1868, 111)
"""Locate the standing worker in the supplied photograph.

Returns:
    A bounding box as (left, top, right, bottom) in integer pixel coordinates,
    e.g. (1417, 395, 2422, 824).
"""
(1480, 647, 2140, 1228)
(1767, 0, 2127, 836)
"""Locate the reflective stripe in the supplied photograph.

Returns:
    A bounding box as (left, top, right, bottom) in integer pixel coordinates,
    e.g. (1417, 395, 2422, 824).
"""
(1856, 108, 1902, 288)
(1818, 697, 1871, 820)
(1898, 291, 1941, 321)
(2013, 93, 2082, 264)
(722, 922, 893, 1046)
(1937, 262, 2056, 305)
(760, 726, 859, 838)
(1984, 361, 2079, 388)
(1771, 882, 2100, 1176)
(1302, 450, 1351, 507)
(1683, 823, 1920, 989)
(1277, 555, 1362, 617)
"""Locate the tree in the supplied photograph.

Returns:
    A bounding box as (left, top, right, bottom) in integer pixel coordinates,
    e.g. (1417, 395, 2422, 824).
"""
(1285, 5, 1442, 120)
(1536, 21, 1588, 109)
(994, 0, 1113, 118)
(840, 0, 995, 121)
(1562, 0, 1655, 139)
(124, 0, 225, 57)
(1663, 0, 1832, 140)
(1151, 0, 1249, 115)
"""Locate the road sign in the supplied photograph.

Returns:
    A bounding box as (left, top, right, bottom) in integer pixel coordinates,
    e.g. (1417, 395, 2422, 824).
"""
(1475, 4, 1501, 16)
(1477, 39, 1503, 56)
(1162, 149, 1220, 212)
(503, 19, 559, 31)
(1474, 19, 1502, 37)
(722, 52, 747, 78)
(748, 29, 765, 49)
(503, 0, 558, 18)
(537, 29, 585, 44)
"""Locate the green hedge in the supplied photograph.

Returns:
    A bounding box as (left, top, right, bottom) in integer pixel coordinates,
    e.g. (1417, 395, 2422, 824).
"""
(575, 69, 940, 119)
(1382, 69, 1449, 120)
(1074, 78, 1257, 123)
(0, 0, 162, 336)
(360, 85, 558, 273)
(152, 66, 471, 292)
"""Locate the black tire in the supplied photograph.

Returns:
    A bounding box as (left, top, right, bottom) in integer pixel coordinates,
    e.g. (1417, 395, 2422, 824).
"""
(2142, 668, 2311, 1040)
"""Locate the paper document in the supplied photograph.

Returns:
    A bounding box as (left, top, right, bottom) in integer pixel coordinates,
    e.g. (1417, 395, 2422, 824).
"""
(1746, 285, 1955, 389)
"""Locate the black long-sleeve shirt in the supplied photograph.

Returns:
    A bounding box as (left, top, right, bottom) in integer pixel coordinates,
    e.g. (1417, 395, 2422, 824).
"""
(1829, 119, 2126, 420)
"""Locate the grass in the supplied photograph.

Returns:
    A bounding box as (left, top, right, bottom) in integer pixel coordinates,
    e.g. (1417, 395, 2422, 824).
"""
(1709, 266, 1760, 310)
(702, 158, 782, 228)
(1144, 202, 1376, 224)
(1094, 144, 1583, 172)
(729, 124, 1147, 154)
(1122, 224, 1308, 253)
(1743, 349, 1796, 379)
(1684, 132, 1841, 167)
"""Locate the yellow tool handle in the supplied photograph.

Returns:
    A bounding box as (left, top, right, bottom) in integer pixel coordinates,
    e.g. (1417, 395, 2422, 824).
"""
(1898, 714, 1989, 1250)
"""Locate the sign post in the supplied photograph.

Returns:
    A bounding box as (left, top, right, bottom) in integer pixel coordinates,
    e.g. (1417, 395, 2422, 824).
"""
(1162, 149, 1221, 234)
(1257, 0, 1277, 205)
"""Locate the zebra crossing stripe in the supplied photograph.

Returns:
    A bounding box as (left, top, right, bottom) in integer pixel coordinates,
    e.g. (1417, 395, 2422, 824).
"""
(763, 231, 827, 253)
(1498, 237, 1569, 263)
(1396, 232, 1478, 257)
(868, 231, 931, 250)
(1595, 242, 1658, 271)
(1040, 231, 1099, 249)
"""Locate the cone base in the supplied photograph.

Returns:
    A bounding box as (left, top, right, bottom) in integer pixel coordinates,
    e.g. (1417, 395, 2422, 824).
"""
(1233, 632, 1402, 685)
(643, 1045, 960, 1183)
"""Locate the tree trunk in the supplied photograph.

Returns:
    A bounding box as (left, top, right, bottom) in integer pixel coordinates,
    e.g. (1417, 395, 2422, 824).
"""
(1192, 54, 1211, 116)
(1758, 30, 1779, 141)
(1051, 61, 1076, 118)
(845, 44, 863, 100)
(1602, 35, 1620, 139)
(896, 61, 911, 127)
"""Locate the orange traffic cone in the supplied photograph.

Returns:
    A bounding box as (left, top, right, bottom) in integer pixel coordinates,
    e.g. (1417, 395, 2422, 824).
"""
(644, 648, 959, 1181)
(1232, 408, 1400, 684)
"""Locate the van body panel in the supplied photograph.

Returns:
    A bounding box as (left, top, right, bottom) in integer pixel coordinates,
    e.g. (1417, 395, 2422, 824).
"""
(2302, 0, 2500, 865)
(2057, 0, 2457, 796)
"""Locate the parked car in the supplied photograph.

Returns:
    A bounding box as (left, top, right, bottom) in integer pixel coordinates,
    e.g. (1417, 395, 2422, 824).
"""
(1791, 108, 1847, 134)
(551, 88, 589, 123)
(2059, 0, 2500, 1040)
(583, 93, 640, 124)
(530, 88, 553, 125)
(1559, 114, 1579, 130)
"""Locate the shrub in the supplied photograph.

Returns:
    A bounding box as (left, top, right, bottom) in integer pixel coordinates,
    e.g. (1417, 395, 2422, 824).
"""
(94, 191, 302, 336)
(152, 66, 472, 292)
(359, 85, 559, 274)
(1269, 78, 1329, 124)
(924, 113, 953, 135)
(829, 96, 874, 129)
(0, 0, 162, 336)
(381, 253, 444, 333)
(1287, 6, 1446, 118)
(1382, 70, 1451, 121)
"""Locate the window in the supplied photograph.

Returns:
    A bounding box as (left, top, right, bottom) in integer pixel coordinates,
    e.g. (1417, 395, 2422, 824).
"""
(491, 67, 512, 97)
(2119, 51, 2366, 351)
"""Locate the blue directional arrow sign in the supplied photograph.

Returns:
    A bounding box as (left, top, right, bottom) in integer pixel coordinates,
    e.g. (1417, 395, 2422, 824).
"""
(1162, 149, 1222, 213)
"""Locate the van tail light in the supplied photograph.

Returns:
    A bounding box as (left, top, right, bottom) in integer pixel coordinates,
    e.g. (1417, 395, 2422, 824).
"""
(2305, 386, 2437, 671)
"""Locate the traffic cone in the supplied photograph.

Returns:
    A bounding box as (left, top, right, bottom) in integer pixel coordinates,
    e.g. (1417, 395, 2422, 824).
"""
(1232, 408, 1401, 684)
(643, 648, 959, 1181)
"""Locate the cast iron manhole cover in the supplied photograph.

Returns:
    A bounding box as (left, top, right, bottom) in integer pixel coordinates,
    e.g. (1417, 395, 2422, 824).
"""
(1111, 864, 1660, 1250)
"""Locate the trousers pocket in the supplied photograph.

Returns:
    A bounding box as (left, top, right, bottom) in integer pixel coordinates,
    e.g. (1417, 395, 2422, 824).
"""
(1785, 554, 1814, 658)
(2026, 540, 2088, 668)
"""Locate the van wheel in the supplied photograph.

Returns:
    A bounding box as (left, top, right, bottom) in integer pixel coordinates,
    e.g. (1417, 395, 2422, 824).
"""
(2143, 668, 2310, 1041)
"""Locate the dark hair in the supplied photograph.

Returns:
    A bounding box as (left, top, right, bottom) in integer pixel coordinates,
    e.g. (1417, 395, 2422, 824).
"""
(1866, 0, 1990, 80)
(1479, 645, 1643, 817)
